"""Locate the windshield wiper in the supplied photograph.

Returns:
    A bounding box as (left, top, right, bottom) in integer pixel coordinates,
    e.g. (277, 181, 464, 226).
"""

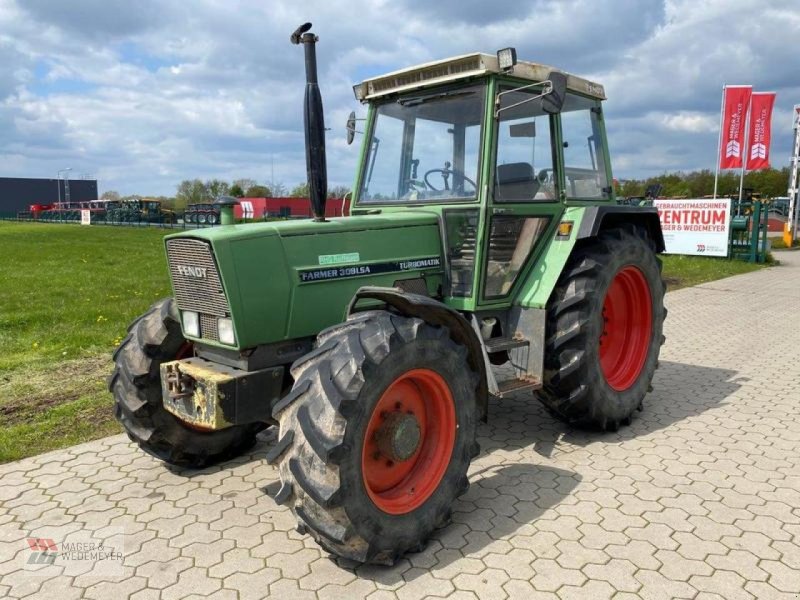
(398, 90, 475, 107)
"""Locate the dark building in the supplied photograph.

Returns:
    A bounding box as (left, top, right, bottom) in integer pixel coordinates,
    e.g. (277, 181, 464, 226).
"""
(0, 177, 99, 216)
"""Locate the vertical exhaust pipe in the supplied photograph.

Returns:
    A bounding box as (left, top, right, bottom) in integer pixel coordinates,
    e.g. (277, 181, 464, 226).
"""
(291, 23, 327, 222)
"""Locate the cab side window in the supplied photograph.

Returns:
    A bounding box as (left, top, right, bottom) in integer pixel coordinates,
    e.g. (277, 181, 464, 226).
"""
(494, 87, 557, 203)
(560, 95, 610, 199)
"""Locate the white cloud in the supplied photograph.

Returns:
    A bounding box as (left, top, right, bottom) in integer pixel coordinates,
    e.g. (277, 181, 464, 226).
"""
(0, 0, 798, 194)
(659, 112, 718, 133)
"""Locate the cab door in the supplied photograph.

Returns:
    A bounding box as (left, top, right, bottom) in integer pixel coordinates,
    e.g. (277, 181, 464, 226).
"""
(477, 80, 564, 306)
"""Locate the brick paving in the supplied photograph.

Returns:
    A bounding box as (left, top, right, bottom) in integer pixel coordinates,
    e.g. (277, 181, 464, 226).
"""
(1, 251, 799, 599)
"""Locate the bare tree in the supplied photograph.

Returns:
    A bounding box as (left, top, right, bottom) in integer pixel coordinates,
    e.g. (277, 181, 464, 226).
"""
(205, 179, 230, 198)
(232, 178, 257, 193)
(100, 190, 121, 201)
(175, 179, 209, 210)
(244, 184, 271, 197)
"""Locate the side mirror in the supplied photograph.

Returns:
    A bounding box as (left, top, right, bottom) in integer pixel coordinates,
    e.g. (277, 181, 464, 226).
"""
(346, 111, 356, 145)
(542, 71, 567, 114)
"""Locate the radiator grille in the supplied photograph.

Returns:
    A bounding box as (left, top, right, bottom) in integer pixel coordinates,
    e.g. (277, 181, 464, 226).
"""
(199, 313, 219, 341)
(393, 277, 429, 296)
(166, 238, 230, 317)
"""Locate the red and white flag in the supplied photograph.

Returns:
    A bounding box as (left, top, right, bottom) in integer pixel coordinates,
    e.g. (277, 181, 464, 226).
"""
(719, 85, 752, 170)
(746, 92, 776, 171)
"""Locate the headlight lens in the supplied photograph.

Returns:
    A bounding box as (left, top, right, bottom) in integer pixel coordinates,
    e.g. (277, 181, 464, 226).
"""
(218, 318, 235, 345)
(182, 311, 199, 338)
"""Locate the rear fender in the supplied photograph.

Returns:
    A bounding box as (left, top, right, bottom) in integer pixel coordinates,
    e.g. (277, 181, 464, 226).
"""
(577, 205, 665, 252)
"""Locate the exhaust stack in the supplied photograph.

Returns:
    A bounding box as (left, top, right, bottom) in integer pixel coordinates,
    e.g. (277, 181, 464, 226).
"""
(291, 22, 327, 222)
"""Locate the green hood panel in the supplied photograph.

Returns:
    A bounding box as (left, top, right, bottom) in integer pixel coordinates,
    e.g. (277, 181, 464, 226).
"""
(166, 214, 444, 348)
(165, 212, 439, 243)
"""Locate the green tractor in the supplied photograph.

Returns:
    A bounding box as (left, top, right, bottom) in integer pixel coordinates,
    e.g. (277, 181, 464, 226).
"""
(111, 24, 666, 565)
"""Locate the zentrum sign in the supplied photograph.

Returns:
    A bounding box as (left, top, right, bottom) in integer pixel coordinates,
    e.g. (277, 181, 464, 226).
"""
(654, 198, 732, 257)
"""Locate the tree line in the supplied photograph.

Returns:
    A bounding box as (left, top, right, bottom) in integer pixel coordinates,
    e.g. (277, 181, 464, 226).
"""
(101, 179, 351, 210)
(617, 167, 791, 199)
(101, 166, 792, 207)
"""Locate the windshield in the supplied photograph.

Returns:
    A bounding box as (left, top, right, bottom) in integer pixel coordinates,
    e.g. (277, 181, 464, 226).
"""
(358, 84, 485, 204)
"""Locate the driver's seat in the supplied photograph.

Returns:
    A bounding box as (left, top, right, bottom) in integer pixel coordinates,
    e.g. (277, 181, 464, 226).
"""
(495, 162, 540, 202)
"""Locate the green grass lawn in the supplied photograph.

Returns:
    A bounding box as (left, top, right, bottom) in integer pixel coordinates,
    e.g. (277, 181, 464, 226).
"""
(0, 221, 771, 463)
(660, 254, 765, 290)
(0, 222, 172, 462)
(769, 236, 799, 250)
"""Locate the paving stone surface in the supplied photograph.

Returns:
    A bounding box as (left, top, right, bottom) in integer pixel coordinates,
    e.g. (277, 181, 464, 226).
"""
(1, 251, 799, 599)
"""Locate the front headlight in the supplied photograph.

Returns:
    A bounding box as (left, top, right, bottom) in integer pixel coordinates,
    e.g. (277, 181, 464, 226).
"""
(218, 317, 235, 345)
(182, 311, 199, 337)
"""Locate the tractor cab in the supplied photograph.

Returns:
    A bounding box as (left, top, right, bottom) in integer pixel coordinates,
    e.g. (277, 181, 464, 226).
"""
(347, 52, 615, 309)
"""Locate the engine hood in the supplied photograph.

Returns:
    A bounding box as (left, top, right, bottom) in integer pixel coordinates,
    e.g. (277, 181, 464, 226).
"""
(164, 212, 444, 349)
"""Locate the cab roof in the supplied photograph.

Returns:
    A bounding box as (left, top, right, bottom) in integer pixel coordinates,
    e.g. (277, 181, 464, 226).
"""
(353, 52, 606, 103)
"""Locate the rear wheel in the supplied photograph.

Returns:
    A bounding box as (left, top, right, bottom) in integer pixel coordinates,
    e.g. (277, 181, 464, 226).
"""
(268, 311, 479, 564)
(110, 298, 264, 467)
(536, 227, 666, 430)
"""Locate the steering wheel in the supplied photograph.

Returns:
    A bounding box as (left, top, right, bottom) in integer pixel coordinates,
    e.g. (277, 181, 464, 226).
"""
(423, 168, 478, 193)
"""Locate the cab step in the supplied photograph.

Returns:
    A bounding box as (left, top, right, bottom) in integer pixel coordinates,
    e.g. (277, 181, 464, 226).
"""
(485, 336, 529, 354)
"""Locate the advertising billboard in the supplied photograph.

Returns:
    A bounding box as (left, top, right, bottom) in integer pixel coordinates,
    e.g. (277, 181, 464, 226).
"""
(654, 199, 732, 257)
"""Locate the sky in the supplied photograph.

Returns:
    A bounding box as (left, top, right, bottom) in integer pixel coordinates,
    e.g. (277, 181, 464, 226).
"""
(1, 0, 798, 196)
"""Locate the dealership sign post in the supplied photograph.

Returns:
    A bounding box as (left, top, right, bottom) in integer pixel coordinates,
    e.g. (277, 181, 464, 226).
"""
(654, 199, 732, 257)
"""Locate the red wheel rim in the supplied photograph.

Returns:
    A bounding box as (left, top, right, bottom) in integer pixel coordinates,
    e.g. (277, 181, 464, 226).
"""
(599, 266, 652, 391)
(361, 368, 456, 515)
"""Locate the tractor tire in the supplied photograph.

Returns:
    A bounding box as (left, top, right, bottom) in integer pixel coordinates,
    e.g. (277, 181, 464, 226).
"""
(536, 226, 666, 431)
(268, 311, 480, 565)
(110, 298, 264, 468)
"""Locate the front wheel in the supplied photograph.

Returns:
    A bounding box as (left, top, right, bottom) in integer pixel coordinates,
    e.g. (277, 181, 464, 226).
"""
(536, 226, 666, 431)
(269, 311, 479, 564)
(109, 298, 264, 467)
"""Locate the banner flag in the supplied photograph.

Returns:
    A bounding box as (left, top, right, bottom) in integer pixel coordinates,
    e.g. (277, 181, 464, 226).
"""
(746, 92, 776, 171)
(719, 86, 752, 170)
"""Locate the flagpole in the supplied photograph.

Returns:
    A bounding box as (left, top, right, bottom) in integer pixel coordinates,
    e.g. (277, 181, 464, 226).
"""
(713, 85, 726, 200)
(737, 94, 752, 205)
